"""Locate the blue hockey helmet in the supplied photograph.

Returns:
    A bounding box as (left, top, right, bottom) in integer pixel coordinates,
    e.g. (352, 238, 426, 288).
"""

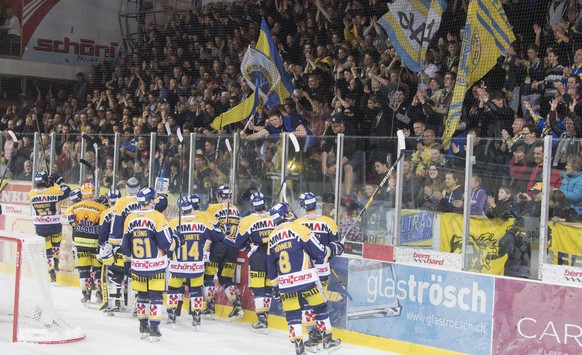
(107, 189, 121, 204)
(270, 203, 290, 224)
(69, 188, 82, 203)
(136, 187, 156, 206)
(217, 185, 230, 201)
(299, 192, 317, 210)
(34, 171, 49, 187)
(250, 191, 266, 211)
(177, 195, 192, 212)
(190, 194, 201, 210)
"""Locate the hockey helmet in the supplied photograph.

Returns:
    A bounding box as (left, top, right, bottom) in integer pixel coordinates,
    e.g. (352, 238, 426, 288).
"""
(34, 171, 49, 187)
(69, 188, 82, 204)
(137, 187, 156, 206)
(250, 191, 266, 211)
(190, 194, 201, 210)
(217, 185, 230, 201)
(81, 182, 95, 200)
(108, 188, 121, 204)
(299, 192, 317, 210)
(177, 195, 193, 212)
(270, 203, 290, 224)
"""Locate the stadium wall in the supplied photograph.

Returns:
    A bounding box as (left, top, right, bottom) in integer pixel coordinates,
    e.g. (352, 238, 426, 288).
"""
(2, 181, 581, 354)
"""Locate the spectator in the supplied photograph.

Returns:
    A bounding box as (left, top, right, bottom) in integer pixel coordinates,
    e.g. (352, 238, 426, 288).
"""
(486, 185, 518, 219)
(438, 170, 464, 213)
(15, 159, 32, 180)
(559, 154, 582, 214)
(470, 175, 488, 215)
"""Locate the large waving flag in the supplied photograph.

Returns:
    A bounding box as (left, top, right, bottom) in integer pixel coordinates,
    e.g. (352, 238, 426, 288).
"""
(210, 87, 259, 130)
(210, 18, 293, 130)
(442, 0, 515, 147)
(255, 17, 294, 108)
(378, 0, 447, 72)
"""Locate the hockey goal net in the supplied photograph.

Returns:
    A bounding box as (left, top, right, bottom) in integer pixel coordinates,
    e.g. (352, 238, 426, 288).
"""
(0, 231, 85, 343)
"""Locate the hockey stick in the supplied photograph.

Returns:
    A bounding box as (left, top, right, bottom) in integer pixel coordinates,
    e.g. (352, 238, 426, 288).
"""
(273, 133, 300, 203)
(224, 138, 234, 224)
(0, 130, 18, 191)
(82, 133, 100, 197)
(330, 268, 353, 301)
(177, 128, 185, 228)
(211, 135, 221, 201)
(340, 130, 406, 243)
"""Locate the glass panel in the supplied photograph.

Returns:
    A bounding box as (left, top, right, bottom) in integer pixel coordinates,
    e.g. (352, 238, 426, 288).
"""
(5, 132, 33, 182)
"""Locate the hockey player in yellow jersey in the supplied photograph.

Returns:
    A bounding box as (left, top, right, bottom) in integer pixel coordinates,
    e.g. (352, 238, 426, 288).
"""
(28, 171, 71, 282)
(166, 194, 225, 330)
(121, 187, 181, 342)
(97, 188, 123, 313)
(232, 192, 275, 332)
(110, 177, 141, 245)
(68, 182, 107, 304)
(295, 192, 340, 351)
(203, 185, 243, 320)
(267, 203, 343, 355)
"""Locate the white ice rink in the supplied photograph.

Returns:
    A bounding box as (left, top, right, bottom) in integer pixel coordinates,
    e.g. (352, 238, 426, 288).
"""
(2, 283, 397, 355)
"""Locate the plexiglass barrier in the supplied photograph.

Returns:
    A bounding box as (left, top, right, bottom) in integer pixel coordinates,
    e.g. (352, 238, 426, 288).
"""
(2, 130, 580, 284)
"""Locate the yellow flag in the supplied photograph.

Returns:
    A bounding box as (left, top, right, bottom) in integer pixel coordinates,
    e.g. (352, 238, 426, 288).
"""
(442, 0, 515, 148)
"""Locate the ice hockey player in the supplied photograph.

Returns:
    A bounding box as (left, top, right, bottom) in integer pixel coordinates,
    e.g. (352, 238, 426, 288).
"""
(203, 185, 243, 320)
(166, 194, 226, 330)
(97, 188, 123, 313)
(68, 182, 107, 304)
(231, 192, 275, 332)
(110, 177, 141, 246)
(28, 172, 71, 282)
(295, 192, 340, 351)
(121, 187, 181, 342)
(267, 203, 343, 355)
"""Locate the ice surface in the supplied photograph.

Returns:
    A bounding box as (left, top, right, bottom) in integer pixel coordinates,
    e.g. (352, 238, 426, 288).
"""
(1, 283, 398, 355)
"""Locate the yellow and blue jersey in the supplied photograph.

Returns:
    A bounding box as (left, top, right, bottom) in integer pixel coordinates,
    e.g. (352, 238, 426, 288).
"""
(206, 202, 240, 242)
(167, 211, 225, 278)
(110, 196, 140, 245)
(267, 221, 330, 293)
(234, 212, 275, 253)
(98, 206, 116, 246)
(28, 184, 71, 234)
(295, 214, 338, 278)
(68, 200, 107, 250)
(121, 208, 173, 276)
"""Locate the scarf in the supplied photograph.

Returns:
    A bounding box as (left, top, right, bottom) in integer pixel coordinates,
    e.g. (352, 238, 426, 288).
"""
(502, 54, 516, 93)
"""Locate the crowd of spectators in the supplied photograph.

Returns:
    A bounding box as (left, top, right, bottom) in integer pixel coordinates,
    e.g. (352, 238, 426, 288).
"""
(0, 0, 580, 223)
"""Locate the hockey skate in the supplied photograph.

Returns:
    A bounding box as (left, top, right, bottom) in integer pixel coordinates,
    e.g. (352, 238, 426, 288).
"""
(139, 322, 150, 339)
(49, 269, 56, 283)
(149, 323, 162, 342)
(228, 296, 244, 321)
(167, 309, 177, 324)
(201, 299, 215, 320)
(81, 291, 91, 305)
(251, 313, 268, 334)
(304, 328, 322, 353)
(192, 310, 201, 331)
(322, 333, 341, 353)
(95, 290, 103, 305)
(294, 339, 306, 355)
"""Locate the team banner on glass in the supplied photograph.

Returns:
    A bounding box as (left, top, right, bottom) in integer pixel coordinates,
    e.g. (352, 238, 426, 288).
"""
(378, 0, 447, 73)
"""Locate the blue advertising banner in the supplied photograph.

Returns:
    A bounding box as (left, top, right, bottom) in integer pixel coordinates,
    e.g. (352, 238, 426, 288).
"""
(400, 210, 434, 245)
(346, 260, 493, 355)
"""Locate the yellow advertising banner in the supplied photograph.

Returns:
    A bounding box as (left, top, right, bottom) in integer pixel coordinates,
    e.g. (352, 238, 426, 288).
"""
(440, 213, 512, 275)
(548, 222, 582, 267)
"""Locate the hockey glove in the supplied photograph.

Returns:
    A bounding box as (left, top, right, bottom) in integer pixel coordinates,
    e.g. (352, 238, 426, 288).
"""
(123, 261, 132, 277)
(272, 285, 281, 303)
(329, 242, 344, 257)
(49, 173, 64, 185)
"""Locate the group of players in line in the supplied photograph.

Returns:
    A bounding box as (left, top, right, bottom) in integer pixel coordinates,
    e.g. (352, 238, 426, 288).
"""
(27, 172, 344, 355)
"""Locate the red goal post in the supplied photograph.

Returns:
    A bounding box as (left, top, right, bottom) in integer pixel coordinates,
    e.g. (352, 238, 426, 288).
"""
(0, 231, 84, 343)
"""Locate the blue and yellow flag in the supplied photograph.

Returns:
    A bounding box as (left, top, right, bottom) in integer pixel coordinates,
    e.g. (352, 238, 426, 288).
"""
(255, 17, 294, 108)
(379, 0, 446, 72)
(442, 0, 515, 148)
(210, 87, 259, 130)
